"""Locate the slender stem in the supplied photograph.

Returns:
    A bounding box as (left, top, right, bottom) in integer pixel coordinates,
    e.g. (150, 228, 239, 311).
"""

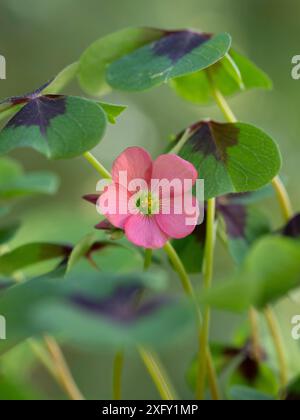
(163, 241, 194, 296)
(44, 335, 85, 401)
(249, 307, 261, 362)
(206, 70, 237, 123)
(196, 198, 216, 400)
(264, 307, 288, 389)
(138, 347, 176, 400)
(83, 151, 112, 179)
(113, 351, 124, 400)
(207, 70, 293, 223)
(208, 77, 291, 392)
(28, 339, 58, 378)
(169, 128, 191, 155)
(144, 249, 153, 271)
(82, 152, 176, 402)
(202, 199, 216, 290)
(206, 348, 221, 401)
(271, 177, 293, 221)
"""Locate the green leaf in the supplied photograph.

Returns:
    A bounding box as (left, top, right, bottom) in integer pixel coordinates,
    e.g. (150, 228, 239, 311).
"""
(0, 104, 23, 124)
(0, 243, 70, 276)
(170, 48, 272, 104)
(0, 376, 38, 400)
(0, 172, 59, 199)
(218, 200, 271, 265)
(286, 376, 300, 400)
(200, 236, 300, 312)
(229, 386, 275, 401)
(0, 206, 11, 217)
(107, 32, 231, 91)
(0, 96, 107, 160)
(0, 157, 59, 199)
(42, 62, 79, 95)
(98, 102, 127, 124)
(78, 27, 163, 96)
(66, 233, 122, 273)
(0, 222, 20, 245)
(0, 271, 192, 350)
(178, 121, 281, 199)
(186, 341, 278, 398)
(172, 223, 206, 274)
(66, 233, 97, 273)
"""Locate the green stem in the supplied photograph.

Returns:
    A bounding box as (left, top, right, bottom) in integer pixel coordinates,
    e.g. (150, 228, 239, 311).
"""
(249, 307, 262, 362)
(208, 73, 291, 392)
(28, 339, 58, 378)
(196, 198, 216, 400)
(43, 335, 85, 400)
(163, 241, 194, 296)
(83, 151, 112, 179)
(271, 177, 293, 221)
(169, 128, 191, 155)
(144, 248, 153, 271)
(264, 307, 289, 389)
(163, 242, 221, 400)
(82, 151, 176, 402)
(138, 347, 177, 400)
(113, 351, 124, 400)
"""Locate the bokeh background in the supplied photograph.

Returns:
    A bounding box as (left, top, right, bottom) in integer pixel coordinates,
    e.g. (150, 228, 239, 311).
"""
(0, 0, 300, 400)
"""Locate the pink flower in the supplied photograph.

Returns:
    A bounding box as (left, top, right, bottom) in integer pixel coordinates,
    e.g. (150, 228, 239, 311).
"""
(98, 147, 199, 249)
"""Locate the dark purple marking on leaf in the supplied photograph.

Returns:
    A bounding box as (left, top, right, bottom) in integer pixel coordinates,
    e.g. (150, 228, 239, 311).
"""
(187, 121, 239, 162)
(6, 95, 66, 136)
(0, 79, 55, 108)
(152, 30, 211, 63)
(217, 203, 247, 238)
(69, 285, 171, 325)
(281, 214, 300, 239)
(223, 341, 267, 383)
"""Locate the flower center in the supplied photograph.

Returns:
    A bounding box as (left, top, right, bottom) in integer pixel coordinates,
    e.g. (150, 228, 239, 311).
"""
(136, 191, 159, 215)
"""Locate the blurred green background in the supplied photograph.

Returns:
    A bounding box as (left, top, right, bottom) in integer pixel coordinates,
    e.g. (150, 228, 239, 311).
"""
(1, 0, 300, 400)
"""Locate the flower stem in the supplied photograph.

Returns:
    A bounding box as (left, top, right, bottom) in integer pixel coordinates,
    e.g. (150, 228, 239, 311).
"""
(44, 335, 85, 400)
(271, 177, 293, 221)
(208, 73, 291, 391)
(264, 307, 289, 389)
(82, 152, 176, 402)
(113, 350, 124, 400)
(196, 198, 216, 400)
(163, 241, 194, 296)
(169, 128, 191, 155)
(83, 151, 112, 179)
(144, 248, 153, 271)
(138, 347, 177, 400)
(249, 307, 261, 362)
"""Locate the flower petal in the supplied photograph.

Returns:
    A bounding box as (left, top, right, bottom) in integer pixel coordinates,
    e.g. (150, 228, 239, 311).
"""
(112, 147, 153, 188)
(97, 182, 130, 229)
(152, 154, 198, 196)
(125, 214, 169, 249)
(156, 194, 200, 239)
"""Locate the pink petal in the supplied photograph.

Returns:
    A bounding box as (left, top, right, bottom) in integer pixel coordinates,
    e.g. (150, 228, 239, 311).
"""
(97, 182, 130, 229)
(152, 154, 198, 197)
(125, 214, 169, 249)
(112, 147, 153, 189)
(156, 194, 199, 239)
